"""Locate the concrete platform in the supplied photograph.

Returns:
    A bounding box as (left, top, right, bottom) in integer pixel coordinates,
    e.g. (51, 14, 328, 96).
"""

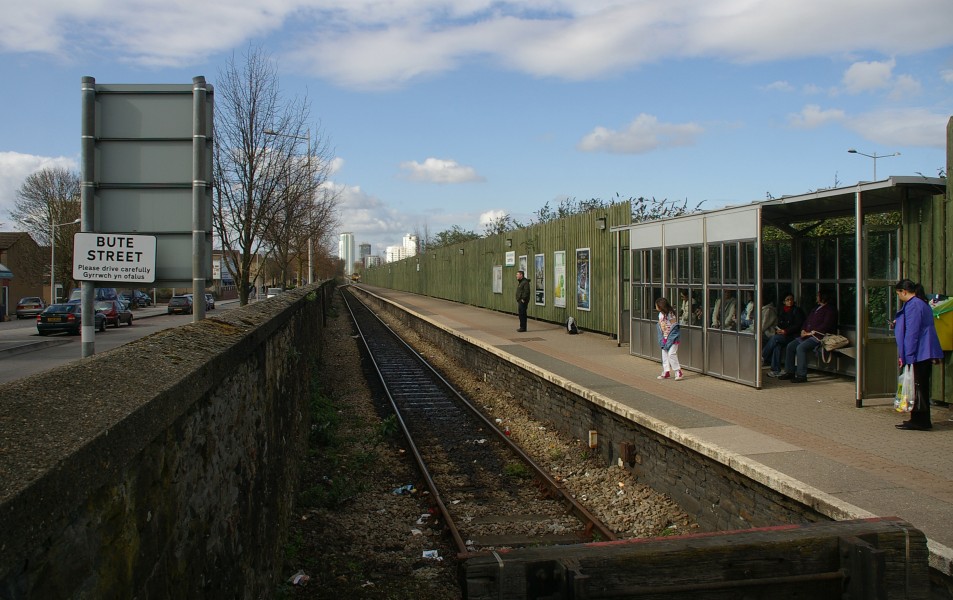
(357, 284, 953, 576)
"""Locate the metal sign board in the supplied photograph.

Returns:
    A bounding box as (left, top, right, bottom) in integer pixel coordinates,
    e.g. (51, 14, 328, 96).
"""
(82, 77, 213, 287)
(72, 233, 157, 283)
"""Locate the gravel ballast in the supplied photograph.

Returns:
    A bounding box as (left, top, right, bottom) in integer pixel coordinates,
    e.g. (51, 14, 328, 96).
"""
(282, 293, 696, 598)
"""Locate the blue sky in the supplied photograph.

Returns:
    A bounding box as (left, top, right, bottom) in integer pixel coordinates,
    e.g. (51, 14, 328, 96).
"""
(1, 0, 951, 257)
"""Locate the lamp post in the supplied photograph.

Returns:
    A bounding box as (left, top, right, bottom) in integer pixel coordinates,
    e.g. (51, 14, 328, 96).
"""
(50, 218, 81, 304)
(847, 148, 900, 181)
(264, 128, 313, 284)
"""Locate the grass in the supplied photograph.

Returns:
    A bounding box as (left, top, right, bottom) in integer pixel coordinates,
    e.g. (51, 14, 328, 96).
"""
(502, 461, 530, 479)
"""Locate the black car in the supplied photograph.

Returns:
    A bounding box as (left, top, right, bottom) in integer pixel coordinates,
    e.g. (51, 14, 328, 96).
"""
(36, 303, 106, 335)
(120, 290, 153, 307)
(167, 295, 193, 315)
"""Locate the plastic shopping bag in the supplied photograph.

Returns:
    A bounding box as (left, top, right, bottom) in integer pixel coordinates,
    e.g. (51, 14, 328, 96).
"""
(894, 365, 915, 413)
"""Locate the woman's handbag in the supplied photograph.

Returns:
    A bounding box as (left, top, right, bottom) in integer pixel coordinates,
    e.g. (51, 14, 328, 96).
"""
(894, 365, 915, 412)
(815, 332, 850, 363)
(820, 333, 850, 351)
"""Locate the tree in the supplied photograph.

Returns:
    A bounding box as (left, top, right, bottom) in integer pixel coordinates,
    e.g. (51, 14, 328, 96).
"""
(530, 194, 700, 225)
(482, 213, 522, 236)
(427, 225, 480, 248)
(11, 167, 81, 298)
(630, 195, 702, 223)
(532, 197, 610, 223)
(213, 45, 336, 304)
(261, 129, 339, 288)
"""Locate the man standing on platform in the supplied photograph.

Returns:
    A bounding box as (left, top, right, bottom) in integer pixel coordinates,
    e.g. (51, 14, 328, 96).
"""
(516, 270, 530, 332)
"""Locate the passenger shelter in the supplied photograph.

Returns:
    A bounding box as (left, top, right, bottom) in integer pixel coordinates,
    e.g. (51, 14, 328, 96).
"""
(618, 176, 949, 406)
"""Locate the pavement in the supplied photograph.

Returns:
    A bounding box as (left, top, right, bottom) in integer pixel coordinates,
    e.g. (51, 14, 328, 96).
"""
(356, 284, 953, 576)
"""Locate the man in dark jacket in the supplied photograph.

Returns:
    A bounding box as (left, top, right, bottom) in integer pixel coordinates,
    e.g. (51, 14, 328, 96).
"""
(515, 270, 530, 332)
(778, 290, 837, 383)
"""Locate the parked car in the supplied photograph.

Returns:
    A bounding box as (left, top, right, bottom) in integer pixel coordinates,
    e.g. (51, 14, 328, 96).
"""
(94, 300, 133, 327)
(16, 297, 46, 319)
(167, 295, 193, 315)
(183, 293, 213, 311)
(68, 287, 119, 303)
(119, 290, 153, 307)
(266, 287, 282, 298)
(36, 303, 106, 335)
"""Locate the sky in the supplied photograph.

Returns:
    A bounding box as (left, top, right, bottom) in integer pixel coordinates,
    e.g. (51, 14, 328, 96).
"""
(1, 1, 952, 258)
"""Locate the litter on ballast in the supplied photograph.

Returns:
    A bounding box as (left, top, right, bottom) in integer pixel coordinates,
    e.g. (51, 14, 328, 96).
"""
(422, 550, 443, 561)
(392, 484, 416, 495)
(288, 570, 310, 586)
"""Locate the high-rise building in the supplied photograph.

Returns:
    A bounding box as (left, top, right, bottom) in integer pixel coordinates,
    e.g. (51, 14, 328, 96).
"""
(364, 255, 382, 268)
(384, 245, 407, 263)
(402, 234, 418, 257)
(338, 232, 356, 276)
(359, 243, 372, 263)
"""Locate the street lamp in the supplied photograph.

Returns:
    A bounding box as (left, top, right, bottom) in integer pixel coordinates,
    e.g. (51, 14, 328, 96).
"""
(847, 148, 900, 181)
(264, 128, 314, 284)
(50, 218, 81, 304)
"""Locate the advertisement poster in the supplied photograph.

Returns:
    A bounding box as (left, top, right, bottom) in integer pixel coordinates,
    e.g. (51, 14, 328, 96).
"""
(554, 251, 566, 308)
(492, 265, 503, 294)
(534, 254, 545, 305)
(519, 255, 527, 275)
(576, 248, 591, 311)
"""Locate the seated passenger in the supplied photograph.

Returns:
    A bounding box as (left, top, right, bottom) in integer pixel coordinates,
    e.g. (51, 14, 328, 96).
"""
(777, 290, 837, 383)
(739, 294, 756, 333)
(760, 298, 778, 341)
(722, 290, 737, 330)
(764, 293, 805, 376)
(710, 297, 722, 328)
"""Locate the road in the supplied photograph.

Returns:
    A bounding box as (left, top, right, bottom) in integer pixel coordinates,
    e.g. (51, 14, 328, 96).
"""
(0, 302, 238, 385)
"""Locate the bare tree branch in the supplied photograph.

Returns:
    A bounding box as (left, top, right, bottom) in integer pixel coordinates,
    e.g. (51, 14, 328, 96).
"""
(213, 45, 337, 304)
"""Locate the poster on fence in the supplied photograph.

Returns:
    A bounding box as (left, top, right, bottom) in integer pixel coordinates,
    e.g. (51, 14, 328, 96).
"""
(534, 254, 545, 305)
(554, 251, 566, 308)
(492, 265, 502, 294)
(576, 248, 591, 311)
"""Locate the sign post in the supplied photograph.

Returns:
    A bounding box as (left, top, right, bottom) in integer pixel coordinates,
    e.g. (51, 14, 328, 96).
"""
(79, 76, 213, 356)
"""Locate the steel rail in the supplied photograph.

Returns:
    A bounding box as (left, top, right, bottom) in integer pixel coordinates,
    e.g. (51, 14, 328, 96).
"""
(342, 289, 617, 557)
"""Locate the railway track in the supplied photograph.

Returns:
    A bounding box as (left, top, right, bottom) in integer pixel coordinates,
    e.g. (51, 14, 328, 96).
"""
(341, 287, 616, 557)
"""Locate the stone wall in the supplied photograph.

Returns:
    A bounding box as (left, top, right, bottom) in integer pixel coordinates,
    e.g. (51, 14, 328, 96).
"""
(352, 286, 831, 533)
(0, 282, 335, 599)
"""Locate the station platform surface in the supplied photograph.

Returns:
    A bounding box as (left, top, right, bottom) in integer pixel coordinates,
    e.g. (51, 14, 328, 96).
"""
(357, 284, 953, 575)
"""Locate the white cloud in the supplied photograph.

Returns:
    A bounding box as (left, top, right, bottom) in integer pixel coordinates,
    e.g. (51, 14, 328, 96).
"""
(578, 114, 703, 154)
(787, 105, 846, 129)
(888, 74, 922, 100)
(841, 58, 922, 100)
(398, 158, 485, 184)
(4, 1, 953, 89)
(845, 108, 948, 147)
(842, 58, 896, 93)
(942, 69, 953, 83)
(764, 80, 794, 92)
(0, 152, 78, 224)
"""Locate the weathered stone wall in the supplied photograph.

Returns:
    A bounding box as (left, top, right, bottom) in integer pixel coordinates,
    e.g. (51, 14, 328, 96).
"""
(351, 286, 831, 533)
(0, 282, 335, 599)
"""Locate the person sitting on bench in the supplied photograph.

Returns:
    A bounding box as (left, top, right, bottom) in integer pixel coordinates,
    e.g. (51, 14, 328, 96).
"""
(777, 290, 837, 383)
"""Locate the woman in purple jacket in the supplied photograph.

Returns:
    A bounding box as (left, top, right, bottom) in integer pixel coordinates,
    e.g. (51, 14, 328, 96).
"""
(894, 279, 944, 430)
